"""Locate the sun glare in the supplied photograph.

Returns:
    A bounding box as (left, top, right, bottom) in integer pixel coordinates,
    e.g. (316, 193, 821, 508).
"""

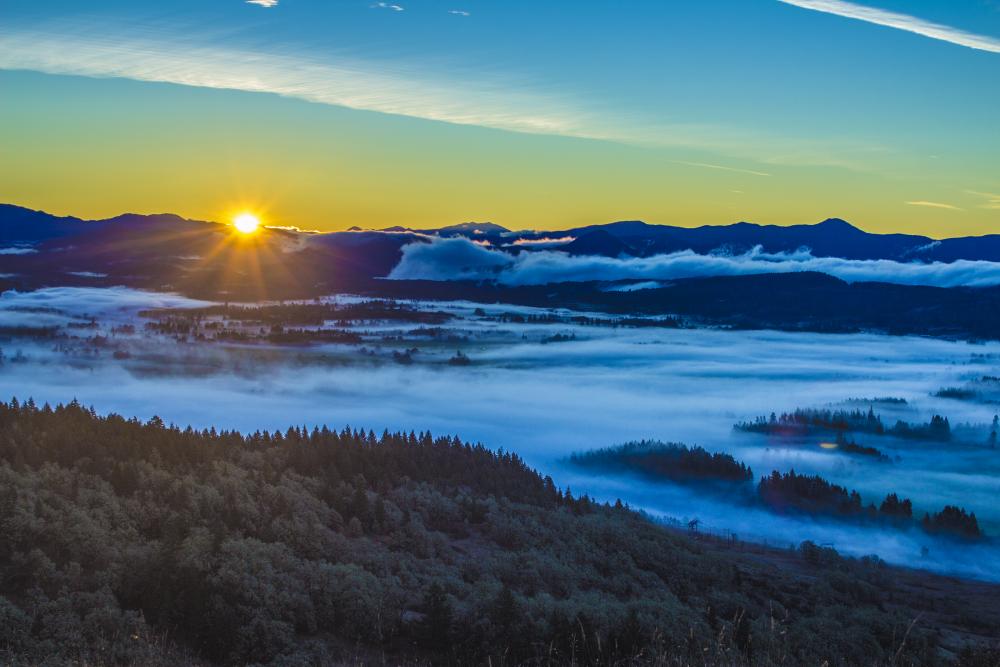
(233, 213, 261, 234)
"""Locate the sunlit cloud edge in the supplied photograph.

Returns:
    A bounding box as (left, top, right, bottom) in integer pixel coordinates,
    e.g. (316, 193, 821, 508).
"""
(777, 0, 1000, 54)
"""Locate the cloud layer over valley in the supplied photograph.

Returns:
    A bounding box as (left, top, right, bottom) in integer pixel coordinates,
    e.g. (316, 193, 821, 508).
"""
(388, 237, 1000, 288)
(1, 287, 998, 580)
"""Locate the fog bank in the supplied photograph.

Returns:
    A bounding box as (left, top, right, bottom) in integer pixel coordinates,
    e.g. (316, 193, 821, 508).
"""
(388, 237, 1000, 287)
(1, 287, 998, 579)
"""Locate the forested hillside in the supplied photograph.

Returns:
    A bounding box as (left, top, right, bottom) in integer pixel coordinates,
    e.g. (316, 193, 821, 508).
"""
(0, 400, 997, 666)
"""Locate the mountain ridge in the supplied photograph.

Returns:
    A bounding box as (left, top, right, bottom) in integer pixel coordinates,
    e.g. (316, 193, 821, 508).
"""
(6, 204, 1000, 298)
(1, 202, 992, 248)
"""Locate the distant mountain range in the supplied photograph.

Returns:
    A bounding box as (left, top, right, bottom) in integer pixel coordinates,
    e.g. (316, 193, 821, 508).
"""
(6, 203, 1000, 265)
(5, 203, 1000, 339)
(428, 217, 1000, 263)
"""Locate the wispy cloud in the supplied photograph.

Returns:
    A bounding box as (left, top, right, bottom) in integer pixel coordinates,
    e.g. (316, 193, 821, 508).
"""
(448, 10, 470, 17)
(0, 23, 880, 175)
(246, 0, 278, 7)
(0, 29, 584, 138)
(966, 190, 1000, 210)
(671, 160, 771, 177)
(906, 201, 963, 211)
(777, 0, 1000, 54)
(372, 2, 404, 11)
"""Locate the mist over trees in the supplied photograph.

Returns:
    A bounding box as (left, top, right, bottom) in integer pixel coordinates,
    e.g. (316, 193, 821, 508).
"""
(735, 408, 953, 442)
(922, 507, 983, 541)
(756, 472, 981, 537)
(567, 443, 983, 540)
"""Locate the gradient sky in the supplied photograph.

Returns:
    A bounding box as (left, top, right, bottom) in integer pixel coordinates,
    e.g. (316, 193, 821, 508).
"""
(1, 0, 998, 235)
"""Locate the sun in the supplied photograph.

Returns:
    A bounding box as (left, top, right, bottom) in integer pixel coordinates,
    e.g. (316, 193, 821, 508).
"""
(233, 212, 261, 234)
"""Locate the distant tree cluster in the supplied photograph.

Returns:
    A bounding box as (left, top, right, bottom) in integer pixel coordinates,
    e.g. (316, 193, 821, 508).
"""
(736, 407, 952, 442)
(405, 327, 468, 342)
(143, 301, 452, 327)
(569, 441, 980, 540)
(835, 433, 890, 461)
(493, 312, 562, 324)
(140, 301, 452, 344)
(392, 348, 420, 365)
(935, 376, 1000, 407)
(489, 311, 682, 330)
(879, 493, 914, 521)
(263, 327, 362, 345)
(844, 397, 908, 405)
(736, 407, 886, 436)
(0, 399, 970, 664)
(569, 441, 753, 484)
(891, 415, 952, 442)
(447, 350, 471, 366)
(540, 332, 577, 344)
(0, 325, 60, 339)
(935, 387, 979, 401)
(921, 506, 983, 540)
(758, 470, 867, 517)
(757, 471, 981, 539)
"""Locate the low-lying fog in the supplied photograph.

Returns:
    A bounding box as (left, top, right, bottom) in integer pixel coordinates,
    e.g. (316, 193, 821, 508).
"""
(2, 287, 999, 580)
(389, 236, 1000, 288)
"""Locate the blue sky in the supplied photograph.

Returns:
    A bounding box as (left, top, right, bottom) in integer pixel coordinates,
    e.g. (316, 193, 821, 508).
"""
(1, 0, 998, 233)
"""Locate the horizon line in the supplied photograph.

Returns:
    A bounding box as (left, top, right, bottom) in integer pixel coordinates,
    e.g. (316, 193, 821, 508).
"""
(0, 200, 975, 241)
